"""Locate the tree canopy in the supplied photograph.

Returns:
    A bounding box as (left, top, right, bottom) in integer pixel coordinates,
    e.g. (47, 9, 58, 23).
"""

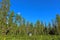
(0, 0, 60, 36)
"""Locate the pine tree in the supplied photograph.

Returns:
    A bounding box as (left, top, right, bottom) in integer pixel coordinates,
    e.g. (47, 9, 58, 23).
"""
(56, 14, 60, 34)
(0, 0, 10, 35)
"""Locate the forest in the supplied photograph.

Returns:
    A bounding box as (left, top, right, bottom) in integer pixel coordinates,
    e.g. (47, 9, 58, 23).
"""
(0, 0, 60, 40)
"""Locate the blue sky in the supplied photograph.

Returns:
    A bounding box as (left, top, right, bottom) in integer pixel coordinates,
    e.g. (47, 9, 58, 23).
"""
(10, 0, 60, 24)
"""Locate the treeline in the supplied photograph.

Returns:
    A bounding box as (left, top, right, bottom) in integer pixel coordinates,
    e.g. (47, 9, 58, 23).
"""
(0, 0, 60, 36)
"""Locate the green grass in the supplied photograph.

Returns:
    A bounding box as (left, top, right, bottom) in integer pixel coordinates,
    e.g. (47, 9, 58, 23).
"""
(0, 35, 60, 40)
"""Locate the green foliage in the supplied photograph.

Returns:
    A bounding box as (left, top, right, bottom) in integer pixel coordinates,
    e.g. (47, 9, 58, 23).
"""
(56, 14, 60, 33)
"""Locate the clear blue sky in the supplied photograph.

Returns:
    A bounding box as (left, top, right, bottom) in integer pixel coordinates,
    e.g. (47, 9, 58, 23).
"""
(10, 0, 60, 24)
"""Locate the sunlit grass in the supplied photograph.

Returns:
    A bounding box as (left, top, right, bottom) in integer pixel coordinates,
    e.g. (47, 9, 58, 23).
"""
(0, 35, 60, 40)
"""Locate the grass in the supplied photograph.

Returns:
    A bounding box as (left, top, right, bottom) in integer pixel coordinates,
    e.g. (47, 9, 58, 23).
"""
(0, 35, 60, 40)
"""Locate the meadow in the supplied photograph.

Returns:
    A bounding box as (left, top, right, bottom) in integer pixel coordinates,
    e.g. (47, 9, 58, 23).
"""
(0, 35, 60, 40)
